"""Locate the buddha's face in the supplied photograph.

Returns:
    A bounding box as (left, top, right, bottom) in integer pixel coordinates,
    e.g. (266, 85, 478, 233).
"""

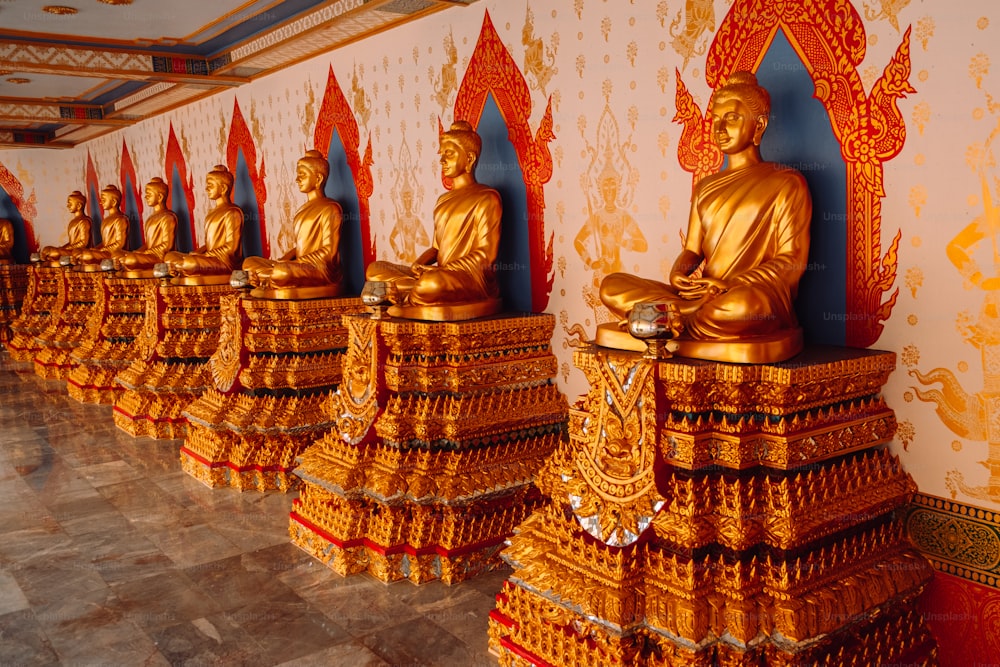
(296, 165, 320, 194)
(67, 196, 82, 213)
(439, 139, 472, 180)
(205, 176, 223, 200)
(710, 95, 764, 155)
(144, 185, 162, 207)
(100, 191, 118, 211)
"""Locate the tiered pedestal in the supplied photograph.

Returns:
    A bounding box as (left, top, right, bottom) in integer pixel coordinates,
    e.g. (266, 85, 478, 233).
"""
(489, 345, 937, 667)
(113, 282, 230, 439)
(66, 275, 158, 404)
(289, 312, 567, 585)
(5, 265, 63, 362)
(179, 293, 365, 492)
(0, 263, 29, 343)
(33, 268, 103, 379)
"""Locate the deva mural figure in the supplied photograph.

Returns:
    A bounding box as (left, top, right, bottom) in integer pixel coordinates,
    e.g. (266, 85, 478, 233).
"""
(38, 191, 92, 263)
(115, 177, 177, 272)
(241, 150, 343, 299)
(364, 120, 502, 321)
(160, 165, 244, 284)
(75, 184, 129, 266)
(597, 71, 812, 363)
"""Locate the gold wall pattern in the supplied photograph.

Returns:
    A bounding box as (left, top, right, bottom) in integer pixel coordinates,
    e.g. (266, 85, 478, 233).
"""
(908, 493, 1000, 589)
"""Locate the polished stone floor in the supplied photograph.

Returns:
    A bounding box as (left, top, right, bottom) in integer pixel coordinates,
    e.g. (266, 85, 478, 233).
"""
(0, 351, 503, 666)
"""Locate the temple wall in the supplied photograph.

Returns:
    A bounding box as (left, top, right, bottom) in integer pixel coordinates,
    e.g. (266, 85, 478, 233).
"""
(2, 1, 1000, 661)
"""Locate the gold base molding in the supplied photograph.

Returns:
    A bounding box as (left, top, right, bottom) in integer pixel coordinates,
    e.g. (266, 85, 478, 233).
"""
(31, 269, 103, 380)
(66, 276, 156, 404)
(179, 294, 364, 492)
(5, 266, 63, 362)
(289, 312, 567, 584)
(112, 283, 231, 440)
(0, 263, 28, 343)
(488, 344, 936, 666)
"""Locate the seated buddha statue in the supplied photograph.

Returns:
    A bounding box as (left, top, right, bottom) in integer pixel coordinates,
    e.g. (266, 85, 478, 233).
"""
(75, 185, 129, 268)
(596, 71, 812, 364)
(0, 218, 13, 265)
(240, 150, 343, 299)
(38, 191, 92, 263)
(364, 120, 502, 320)
(113, 177, 177, 275)
(161, 165, 244, 285)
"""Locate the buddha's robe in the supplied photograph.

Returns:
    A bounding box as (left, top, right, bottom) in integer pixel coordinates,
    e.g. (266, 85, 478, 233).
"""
(40, 216, 92, 261)
(120, 210, 177, 270)
(165, 203, 243, 276)
(77, 212, 129, 263)
(367, 183, 501, 306)
(243, 197, 342, 290)
(601, 161, 811, 339)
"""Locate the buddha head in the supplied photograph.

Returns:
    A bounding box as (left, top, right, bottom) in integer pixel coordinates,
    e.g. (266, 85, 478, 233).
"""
(145, 177, 169, 207)
(206, 165, 234, 200)
(710, 70, 771, 151)
(296, 149, 330, 193)
(67, 190, 86, 214)
(439, 120, 481, 180)
(100, 184, 123, 211)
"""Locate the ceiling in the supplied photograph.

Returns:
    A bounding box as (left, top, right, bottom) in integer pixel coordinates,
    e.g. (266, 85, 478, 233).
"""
(0, 0, 475, 149)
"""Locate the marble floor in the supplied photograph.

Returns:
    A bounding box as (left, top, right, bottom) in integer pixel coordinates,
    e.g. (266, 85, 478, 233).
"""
(0, 351, 503, 666)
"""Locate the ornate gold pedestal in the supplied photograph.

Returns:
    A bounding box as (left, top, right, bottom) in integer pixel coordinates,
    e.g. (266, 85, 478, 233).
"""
(5, 266, 62, 362)
(32, 269, 103, 379)
(66, 276, 158, 404)
(489, 345, 937, 667)
(289, 312, 567, 585)
(112, 282, 230, 439)
(0, 263, 29, 343)
(179, 293, 364, 492)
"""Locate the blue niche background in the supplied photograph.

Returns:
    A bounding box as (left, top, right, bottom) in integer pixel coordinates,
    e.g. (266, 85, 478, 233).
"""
(169, 166, 194, 253)
(475, 93, 531, 312)
(123, 176, 143, 251)
(756, 29, 848, 346)
(234, 150, 263, 261)
(325, 129, 365, 296)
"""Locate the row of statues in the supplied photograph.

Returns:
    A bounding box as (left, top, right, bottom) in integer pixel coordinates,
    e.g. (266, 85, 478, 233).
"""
(19, 71, 813, 362)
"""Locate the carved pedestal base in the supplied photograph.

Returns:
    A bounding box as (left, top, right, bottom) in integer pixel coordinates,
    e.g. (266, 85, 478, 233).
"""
(0, 264, 28, 343)
(179, 294, 364, 492)
(289, 312, 567, 585)
(489, 345, 937, 667)
(32, 269, 103, 379)
(113, 283, 229, 439)
(66, 276, 156, 404)
(5, 266, 62, 362)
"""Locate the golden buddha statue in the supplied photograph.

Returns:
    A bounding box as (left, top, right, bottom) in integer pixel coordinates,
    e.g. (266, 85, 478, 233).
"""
(597, 71, 812, 363)
(240, 150, 342, 299)
(364, 120, 502, 320)
(75, 185, 129, 268)
(114, 177, 177, 275)
(0, 218, 13, 265)
(39, 191, 92, 263)
(161, 165, 243, 285)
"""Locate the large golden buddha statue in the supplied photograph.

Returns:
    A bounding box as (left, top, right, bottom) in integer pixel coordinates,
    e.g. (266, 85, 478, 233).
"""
(39, 191, 92, 263)
(75, 185, 129, 267)
(160, 165, 243, 285)
(114, 177, 177, 275)
(240, 150, 342, 299)
(0, 218, 13, 265)
(597, 71, 812, 363)
(364, 120, 502, 320)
